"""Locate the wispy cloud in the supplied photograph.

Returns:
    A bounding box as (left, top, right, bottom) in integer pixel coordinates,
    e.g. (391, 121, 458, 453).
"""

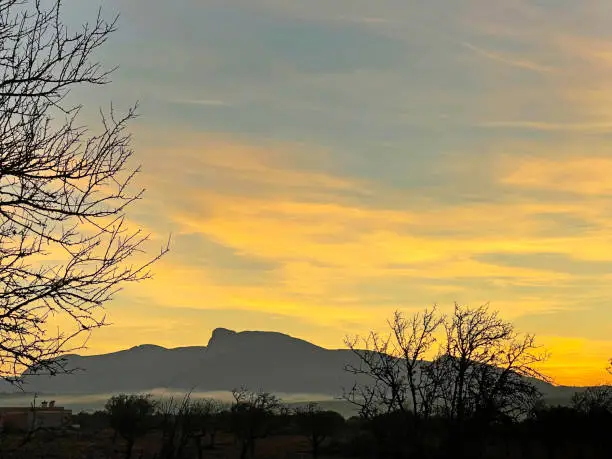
(477, 120, 612, 133)
(500, 154, 612, 196)
(461, 41, 554, 73)
(62, 0, 612, 385)
(171, 98, 234, 106)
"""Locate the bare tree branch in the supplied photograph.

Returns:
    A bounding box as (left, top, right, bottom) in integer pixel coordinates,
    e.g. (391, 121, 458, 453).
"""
(0, 0, 168, 384)
(344, 303, 550, 425)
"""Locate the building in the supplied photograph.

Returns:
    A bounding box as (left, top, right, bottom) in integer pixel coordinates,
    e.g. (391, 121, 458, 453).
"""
(0, 401, 72, 432)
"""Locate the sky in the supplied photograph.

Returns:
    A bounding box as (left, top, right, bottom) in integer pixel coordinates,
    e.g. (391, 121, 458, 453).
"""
(60, 0, 612, 386)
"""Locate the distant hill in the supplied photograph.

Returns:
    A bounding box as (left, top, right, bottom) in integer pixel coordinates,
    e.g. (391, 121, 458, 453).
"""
(11, 328, 596, 407)
(16, 328, 356, 396)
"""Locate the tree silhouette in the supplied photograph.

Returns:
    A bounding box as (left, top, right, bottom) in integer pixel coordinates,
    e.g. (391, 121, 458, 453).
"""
(571, 386, 612, 414)
(295, 402, 345, 458)
(105, 393, 157, 459)
(437, 303, 548, 458)
(156, 393, 225, 459)
(344, 303, 549, 459)
(183, 398, 225, 458)
(571, 386, 612, 457)
(529, 404, 581, 459)
(344, 306, 444, 457)
(157, 394, 192, 459)
(344, 307, 444, 420)
(441, 303, 548, 423)
(230, 387, 282, 459)
(0, 0, 168, 383)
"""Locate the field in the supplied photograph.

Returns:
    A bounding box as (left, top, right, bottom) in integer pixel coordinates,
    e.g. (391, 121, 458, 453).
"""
(0, 429, 328, 459)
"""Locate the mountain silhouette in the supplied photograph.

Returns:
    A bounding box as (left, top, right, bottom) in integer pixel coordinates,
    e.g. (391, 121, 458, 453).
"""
(15, 328, 355, 395)
(13, 328, 593, 404)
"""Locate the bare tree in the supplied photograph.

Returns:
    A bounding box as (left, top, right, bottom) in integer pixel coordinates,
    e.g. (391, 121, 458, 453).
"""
(570, 385, 612, 458)
(0, 1, 168, 382)
(391, 306, 445, 419)
(156, 393, 226, 459)
(344, 303, 549, 459)
(343, 307, 445, 458)
(572, 386, 612, 414)
(344, 331, 408, 419)
(105, 393, 157, 459)
(186, 399, 226, 459)
(442, 303, 549, 425)
(430, 303, 549, 459)
(294, 402, 345, 459)
(157, 394, 193, 459)
(344, 306, 445, 420)
(230, 387, 282, 459)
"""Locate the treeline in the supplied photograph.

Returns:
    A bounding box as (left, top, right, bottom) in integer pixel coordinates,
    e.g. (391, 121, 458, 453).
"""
(72, 384, 612, 459)
(78, 390, 345, 459)
(339, 303, 612, 459)
(4, 303, 610, 459)
(71, 303, 612, 459)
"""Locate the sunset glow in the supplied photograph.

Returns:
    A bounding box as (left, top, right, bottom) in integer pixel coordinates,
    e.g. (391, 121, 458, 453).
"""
(65, 0, 611, 387)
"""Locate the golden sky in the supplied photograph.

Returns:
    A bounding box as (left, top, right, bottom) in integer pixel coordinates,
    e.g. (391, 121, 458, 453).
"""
(64, 0, 611, 386)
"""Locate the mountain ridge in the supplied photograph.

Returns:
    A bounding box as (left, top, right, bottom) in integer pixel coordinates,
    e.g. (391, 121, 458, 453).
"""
(13, 328, 602, 402)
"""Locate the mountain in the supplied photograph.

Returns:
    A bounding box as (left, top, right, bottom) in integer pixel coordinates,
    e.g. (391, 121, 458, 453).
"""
(14, 328, 591, 406)
(16, 328, 359, 396)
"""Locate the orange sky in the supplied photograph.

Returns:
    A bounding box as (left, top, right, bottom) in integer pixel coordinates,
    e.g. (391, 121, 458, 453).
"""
(61, 0, 612, 387)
